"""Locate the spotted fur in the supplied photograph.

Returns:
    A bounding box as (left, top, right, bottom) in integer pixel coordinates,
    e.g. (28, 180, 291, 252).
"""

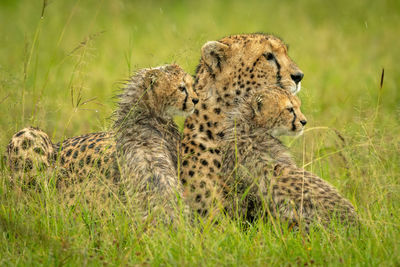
(221, 88, 357, 230)
(180, 34, 304, 216)
(56, 64, 198, 217)
(113, 64, 198, 220)
(6, 127, 56, 185)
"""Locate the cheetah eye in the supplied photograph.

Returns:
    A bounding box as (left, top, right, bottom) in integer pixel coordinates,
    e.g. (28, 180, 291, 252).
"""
(179, 85, 186, 92)
(264, 52, 275, 61)
(287, 107, 294, 113)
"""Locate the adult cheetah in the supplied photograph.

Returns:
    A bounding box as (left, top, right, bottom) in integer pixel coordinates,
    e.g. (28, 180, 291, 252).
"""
(180, 33, 304, 216)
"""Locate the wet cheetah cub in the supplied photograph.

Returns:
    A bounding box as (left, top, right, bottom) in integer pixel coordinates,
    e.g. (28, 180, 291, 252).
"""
(54, 64, 198, 215)
(113, 64, 198, 219)
(221, 88, 357, 229)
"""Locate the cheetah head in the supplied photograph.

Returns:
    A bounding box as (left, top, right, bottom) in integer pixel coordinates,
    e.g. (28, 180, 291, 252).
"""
(142, 64, 199, 117)
(197, 34, 303, 101)
(248, 88, 307, 136)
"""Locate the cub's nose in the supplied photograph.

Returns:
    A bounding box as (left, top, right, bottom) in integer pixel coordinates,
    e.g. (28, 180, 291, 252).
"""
(291, 72, 304, 84)
(300, 120, 307, 126)
(192, 98, 199, 105)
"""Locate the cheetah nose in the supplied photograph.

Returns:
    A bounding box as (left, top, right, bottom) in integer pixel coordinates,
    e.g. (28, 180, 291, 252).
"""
(300, 120, 307, 126)
(192, 98, 199, 105)
(291, 72, 304, 84)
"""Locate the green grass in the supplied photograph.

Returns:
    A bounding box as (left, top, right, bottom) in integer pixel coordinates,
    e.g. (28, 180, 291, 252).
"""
(1, 0, 400, 265)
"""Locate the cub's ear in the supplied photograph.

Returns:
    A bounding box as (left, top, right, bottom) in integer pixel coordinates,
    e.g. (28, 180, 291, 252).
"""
(144, 70, 161, 91)
(201, 41, 229, 73)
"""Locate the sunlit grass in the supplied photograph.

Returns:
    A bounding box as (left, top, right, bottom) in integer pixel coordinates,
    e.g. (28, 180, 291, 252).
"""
(1, 0, 399, 265)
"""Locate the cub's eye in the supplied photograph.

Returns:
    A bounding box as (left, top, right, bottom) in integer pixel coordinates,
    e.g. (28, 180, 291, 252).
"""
(264, 52, 275, 61)
(287, 107, 294, 113)
(179, 85, 186, 92)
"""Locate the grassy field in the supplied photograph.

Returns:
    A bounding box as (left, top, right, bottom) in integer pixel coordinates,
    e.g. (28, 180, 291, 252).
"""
(1, 0, 400, 265)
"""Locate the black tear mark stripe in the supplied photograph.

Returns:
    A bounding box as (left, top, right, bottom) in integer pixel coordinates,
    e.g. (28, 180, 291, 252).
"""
(262, 53, 283, 89)
(182, 88, 188, 111)
(290, 108, 297, 131)
(274, 58, 283, 88)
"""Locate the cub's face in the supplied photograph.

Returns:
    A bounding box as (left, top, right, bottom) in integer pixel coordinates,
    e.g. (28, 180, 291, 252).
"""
(167, 72, 199, 117)
(251, 89, 307, 136)
(144, 64, 199, 116)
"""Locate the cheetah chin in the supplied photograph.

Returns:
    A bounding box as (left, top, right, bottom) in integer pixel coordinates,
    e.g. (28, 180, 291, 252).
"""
(292, 82, 301, 95)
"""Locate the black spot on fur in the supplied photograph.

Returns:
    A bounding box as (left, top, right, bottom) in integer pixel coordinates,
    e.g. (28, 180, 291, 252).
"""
(189, 170, 194, 177)
(66, 149, 72, 157)
(15, 131, 25, 137)
(86, 155, 91, 165)
(213, 108, 221, 114)
(213, 159, 221, 168)
(73, 150, 79, 159)
(24, 158, 33, 171)
(21, 139, 32, 150)
(201, 159, 208, 166)
(33, 147, 44, 155)
(88, 143, 95, 149)
(196, 194, 202, 202)
(80, 144, 87, 152)
(217, 132, 225, 138)
(182, 160, 188, 166)
(206, 130, 213, 140)
(199, 144, 206, 151)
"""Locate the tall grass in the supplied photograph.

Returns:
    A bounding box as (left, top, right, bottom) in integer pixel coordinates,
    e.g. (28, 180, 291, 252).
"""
(1, 0, 399, 265)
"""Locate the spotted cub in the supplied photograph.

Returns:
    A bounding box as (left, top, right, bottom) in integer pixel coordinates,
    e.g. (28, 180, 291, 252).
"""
(6, 127, 56, 185)
(221, 88, 357, 229)
(114, 64, 198, 219)
(57, 64, 198, 217)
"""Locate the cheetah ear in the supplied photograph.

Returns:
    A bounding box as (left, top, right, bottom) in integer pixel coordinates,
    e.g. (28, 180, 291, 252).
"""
(201, 41, 229, 73)
(144, 70, 159, 92)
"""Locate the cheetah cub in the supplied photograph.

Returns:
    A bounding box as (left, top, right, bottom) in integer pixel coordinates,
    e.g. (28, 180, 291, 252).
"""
(53, 64, 198, 217)
(113, 64, 198, 220)
(6, 127, 56, 186)
(221, 87, 357, 229)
